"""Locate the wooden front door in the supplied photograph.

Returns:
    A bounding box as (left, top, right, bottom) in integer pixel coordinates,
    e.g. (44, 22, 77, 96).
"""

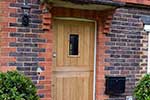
(52, 19, 95, 100)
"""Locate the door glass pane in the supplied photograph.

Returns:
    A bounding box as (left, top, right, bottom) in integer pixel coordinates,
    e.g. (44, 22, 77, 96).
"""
(69, 34, 79, 55)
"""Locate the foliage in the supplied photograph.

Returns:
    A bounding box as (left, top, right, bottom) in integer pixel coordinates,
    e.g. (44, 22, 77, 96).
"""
(134, 74, 150, 100)
(0, 71, 39, 100)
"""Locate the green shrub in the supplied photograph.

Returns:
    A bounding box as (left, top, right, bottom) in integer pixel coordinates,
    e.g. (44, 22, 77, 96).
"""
(0, 71, 39, 100)
(134, 74, 150, 100)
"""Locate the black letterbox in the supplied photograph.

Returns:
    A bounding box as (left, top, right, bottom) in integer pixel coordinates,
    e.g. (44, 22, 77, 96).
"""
(105, 76, 126, 95)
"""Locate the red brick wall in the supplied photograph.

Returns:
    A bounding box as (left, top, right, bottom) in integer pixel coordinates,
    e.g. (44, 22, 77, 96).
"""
(0, 0, 17, 72)
(105, 7, 148, 99)
(0, 0, 149, 100)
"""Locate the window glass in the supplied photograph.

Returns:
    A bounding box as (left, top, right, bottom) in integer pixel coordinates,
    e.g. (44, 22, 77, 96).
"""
(69, 34, 79, 55)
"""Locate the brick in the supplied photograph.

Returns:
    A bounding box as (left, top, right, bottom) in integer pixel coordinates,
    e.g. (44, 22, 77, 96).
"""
(9, 23, 21, 27)
(18, 38, 32, 42)
(18, 28, 30, 32)
(9, 42, 23, 47)
(29, 24, 39, 28)
(32, 29, 44, 33)
(32, 39, 46, 43)
(10, 32, 24, 37)
(17, 48, 31, 52)
(9, 62, 23, 66)
(23, 53, 38, 57)
(24, 43, 38, 47)
(31, 76, 38, 80)
(24, 71, 37, 76)
(9, 52, 38, 57)
(31, 19, 42, 24)
(24, 62, 38, 66)
(30, 66, 38, 71)
(36, 85, 44, 89)
(32, 48, 46, 52)
(38, 94, 44, 98)
(9, 52, 23, 57)
(9, 3, 22, 7)
(25, 34, 39, 38)
(39, 76, 45, 80)
(31, 9, 42, 14)
(10, 13, 20, 17)
(17, 58, 31, 61)
(17, 67, 30, 71)
(30, 14, 39, 18)
(32, 58, 45, 62)
(105, 66, 115, 70)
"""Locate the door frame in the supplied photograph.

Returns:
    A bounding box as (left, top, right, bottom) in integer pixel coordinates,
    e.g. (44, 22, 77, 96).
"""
(53, 17, 97, 100)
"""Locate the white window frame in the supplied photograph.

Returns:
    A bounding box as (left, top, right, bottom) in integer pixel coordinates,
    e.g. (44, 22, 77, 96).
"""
(145, 25, 150, 73)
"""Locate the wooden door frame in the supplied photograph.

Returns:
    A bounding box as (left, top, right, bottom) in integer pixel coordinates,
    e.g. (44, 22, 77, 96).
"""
(53, 17, 97, 100)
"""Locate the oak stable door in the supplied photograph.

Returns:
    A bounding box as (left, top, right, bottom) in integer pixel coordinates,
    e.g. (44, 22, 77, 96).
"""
(52, 19, 95, 100)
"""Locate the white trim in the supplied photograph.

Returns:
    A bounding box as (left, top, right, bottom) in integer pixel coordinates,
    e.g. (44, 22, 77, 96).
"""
(93, 20, 97, 100)
(54, 17, 97, 100)
(145, 25, 150, 73)
(144, 25, 150, 32)
(148, 32, 150, 73)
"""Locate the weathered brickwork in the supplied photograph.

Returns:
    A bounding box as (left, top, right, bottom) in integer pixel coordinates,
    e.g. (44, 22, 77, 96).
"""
(104, 7, 149, 100)
(0, 0, 149, 100)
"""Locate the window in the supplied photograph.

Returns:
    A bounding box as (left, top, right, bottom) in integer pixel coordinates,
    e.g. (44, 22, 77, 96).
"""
(69, 34, 79, 55)
(145, 25, 150, 73)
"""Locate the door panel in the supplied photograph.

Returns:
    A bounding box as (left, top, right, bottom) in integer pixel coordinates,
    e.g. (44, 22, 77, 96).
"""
(52, 19, 95, 100)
